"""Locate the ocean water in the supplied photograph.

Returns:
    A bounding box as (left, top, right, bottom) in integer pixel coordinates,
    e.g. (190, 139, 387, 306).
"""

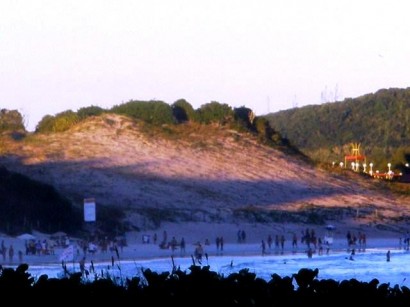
(19, 247, 410, 288)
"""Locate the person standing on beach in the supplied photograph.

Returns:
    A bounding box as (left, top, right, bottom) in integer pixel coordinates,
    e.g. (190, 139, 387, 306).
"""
(162, 230, 167, 245)
(79, 257, 86, 275)
(237, 230, 242, 243)
(194, 243, 203, 263)
(386, 250, 391, 262)
(8, 244, 14, 263)
(325, 241, 330, 255)
(361, 232, 366, 251)
(170, 236, 178, 252)
(280, 235, 285, 253)
(292, 233, 298, 249)
(241, 230, 246, 243)
(307, 247, 313, 258)
(18, 250, 23, 263)
(275, 235, 280, 249)
(1, 241, 5, 262)
(267, 235, 273, 250)
(180, 237, 186, 256)
(261, 240, 266, 255)
(349, 248, 355, 261)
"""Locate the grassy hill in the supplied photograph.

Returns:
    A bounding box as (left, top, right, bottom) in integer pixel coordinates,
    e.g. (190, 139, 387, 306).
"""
(1, 112, 410, 237)
(264, 87, 410, 173)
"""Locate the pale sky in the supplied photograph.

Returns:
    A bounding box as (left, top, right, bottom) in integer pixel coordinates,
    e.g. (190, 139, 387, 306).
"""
(1, 0, 409, 131)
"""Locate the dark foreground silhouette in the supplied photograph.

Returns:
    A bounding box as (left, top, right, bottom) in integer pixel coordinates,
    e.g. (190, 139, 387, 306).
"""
(1, 263, 409, 306)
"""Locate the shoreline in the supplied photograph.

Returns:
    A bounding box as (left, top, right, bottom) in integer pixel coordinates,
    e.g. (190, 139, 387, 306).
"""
(0, 236, 405, 268)
(1, 221, 407, 268)
(5, 240, 410, 288)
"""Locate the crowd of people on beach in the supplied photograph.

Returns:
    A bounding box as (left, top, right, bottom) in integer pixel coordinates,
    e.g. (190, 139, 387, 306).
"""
(146, 227, 372, 262)
(1, 225, 407, 272)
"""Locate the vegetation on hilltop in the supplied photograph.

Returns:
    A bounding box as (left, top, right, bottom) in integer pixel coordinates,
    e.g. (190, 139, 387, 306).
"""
(3, 87, 410, 172)
(265, 87, 410, 172)
(28, 99, 303, 156)
(0, 109, 26, 138)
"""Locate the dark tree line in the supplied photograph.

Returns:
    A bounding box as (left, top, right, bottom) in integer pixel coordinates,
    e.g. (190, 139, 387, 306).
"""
(265, 87, 410, 170)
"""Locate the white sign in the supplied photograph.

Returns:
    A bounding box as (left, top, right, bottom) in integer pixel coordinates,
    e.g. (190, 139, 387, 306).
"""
(84, 198, 96, 222)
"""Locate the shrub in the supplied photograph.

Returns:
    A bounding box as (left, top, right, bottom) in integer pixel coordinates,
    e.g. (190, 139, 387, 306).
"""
(0, 109, 25, 132)
(77, 105, 105, 120)
(172, 99, 198, 123)
(234, 106, 255, 130)
(35, 110, 79, 133)
(197, 101, 234, 124)
(110, 100, 175, 125)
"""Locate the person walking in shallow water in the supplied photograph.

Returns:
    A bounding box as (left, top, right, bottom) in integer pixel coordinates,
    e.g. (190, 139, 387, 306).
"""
(387, 250, 391, 262)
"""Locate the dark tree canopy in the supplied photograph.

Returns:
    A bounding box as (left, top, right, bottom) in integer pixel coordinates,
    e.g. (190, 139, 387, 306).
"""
(0, 109, 25, 132)
(172, 99, 198, 123)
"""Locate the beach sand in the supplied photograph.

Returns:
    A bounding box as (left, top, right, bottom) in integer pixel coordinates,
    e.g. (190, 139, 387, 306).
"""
(0, 221, 405, 268)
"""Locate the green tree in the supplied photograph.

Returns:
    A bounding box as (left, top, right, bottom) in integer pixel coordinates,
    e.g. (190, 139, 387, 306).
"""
(254, 116, 270, 138)
(35, 115, 55, 133)
(111, 100, 175, 125)
(265, 87, 410, 164)
(77, 105, 105, 120)
(172, 99, 198, 123)
(52, 110, 79, 132)
(197, 101, 234, 124)
(0, 109, 25, 132)
(35, 110, 79, 133)
(234, 106, 255, 130)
